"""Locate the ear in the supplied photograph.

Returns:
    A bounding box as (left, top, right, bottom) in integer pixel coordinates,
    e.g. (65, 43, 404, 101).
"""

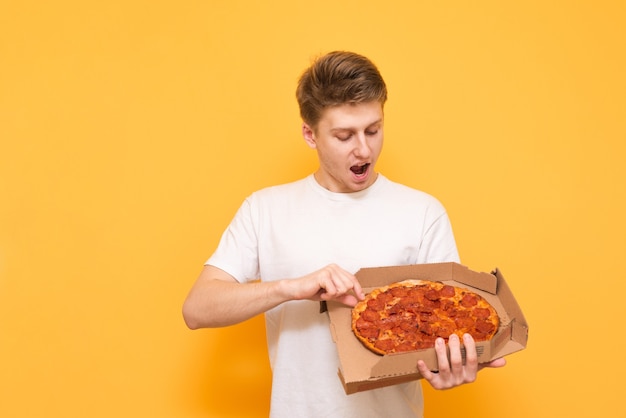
(302, 123, 317, 149)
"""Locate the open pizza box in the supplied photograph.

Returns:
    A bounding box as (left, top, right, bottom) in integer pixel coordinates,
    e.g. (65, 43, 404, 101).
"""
(325, 262, 529, 395)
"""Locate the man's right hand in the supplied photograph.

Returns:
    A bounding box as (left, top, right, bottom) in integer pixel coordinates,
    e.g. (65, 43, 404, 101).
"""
(287, 263, 365, 307)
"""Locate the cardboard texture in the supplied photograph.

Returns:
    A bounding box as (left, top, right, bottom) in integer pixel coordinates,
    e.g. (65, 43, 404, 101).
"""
(326, 262, 528, 395)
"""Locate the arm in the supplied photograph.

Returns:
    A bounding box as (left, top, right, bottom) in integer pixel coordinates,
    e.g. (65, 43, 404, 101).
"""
(416, 334, 507, 390)
(182, 263, 365, 329)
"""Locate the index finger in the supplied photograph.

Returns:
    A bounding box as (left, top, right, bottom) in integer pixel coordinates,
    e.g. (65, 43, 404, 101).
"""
(351, 275, 365, 300)
(462, 333, 479, 371)
(330, 264, 364, 300)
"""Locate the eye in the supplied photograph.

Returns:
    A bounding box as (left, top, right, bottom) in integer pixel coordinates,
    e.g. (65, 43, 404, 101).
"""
(365, 129, 379, 136)
(336, 133, 353, 141)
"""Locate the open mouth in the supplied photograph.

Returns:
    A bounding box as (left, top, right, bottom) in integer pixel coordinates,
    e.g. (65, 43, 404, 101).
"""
(350, 163, 370, 176)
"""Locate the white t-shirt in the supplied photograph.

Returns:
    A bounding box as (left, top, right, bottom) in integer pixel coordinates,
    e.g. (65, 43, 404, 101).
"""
(207, 174, 459, 418)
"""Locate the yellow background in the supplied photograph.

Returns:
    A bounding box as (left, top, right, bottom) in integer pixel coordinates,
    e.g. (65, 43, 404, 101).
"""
(1, 1, 624, 417)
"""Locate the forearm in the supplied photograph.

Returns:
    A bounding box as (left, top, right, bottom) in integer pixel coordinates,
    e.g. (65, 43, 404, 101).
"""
(182, 269, 290, 329)
(183, 263, 363, 329)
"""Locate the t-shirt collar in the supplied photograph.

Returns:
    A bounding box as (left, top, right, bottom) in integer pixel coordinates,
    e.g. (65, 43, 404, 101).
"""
(306, 173, 385, 201)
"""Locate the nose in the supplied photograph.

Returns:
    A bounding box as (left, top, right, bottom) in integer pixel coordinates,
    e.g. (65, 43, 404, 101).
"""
(354, 134, 372, 158)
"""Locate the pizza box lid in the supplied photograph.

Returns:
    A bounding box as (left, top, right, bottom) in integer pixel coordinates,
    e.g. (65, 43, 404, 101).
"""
(326, 262, 529, 395)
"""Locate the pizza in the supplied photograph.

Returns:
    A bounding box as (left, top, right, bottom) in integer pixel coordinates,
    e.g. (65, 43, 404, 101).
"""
(351, 280, 500, 355)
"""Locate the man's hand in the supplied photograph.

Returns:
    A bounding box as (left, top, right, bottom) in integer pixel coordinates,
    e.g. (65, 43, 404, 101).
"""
(416, 333, 507, 390)
(288, 264, 365, 307)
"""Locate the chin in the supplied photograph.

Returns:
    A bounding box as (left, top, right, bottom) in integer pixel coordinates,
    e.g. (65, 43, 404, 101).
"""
(347, 180, 373, 192)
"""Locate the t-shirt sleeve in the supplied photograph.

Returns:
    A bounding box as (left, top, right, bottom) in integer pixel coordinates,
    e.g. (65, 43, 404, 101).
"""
(205, 197, 260, 283)
(417, 209, 460, 264)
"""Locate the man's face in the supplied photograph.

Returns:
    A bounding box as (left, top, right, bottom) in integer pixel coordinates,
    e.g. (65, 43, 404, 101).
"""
(302, 101, 384, 193)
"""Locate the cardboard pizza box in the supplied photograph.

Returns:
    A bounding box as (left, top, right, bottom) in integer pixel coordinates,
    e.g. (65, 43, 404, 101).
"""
(326, 262, 529, 395)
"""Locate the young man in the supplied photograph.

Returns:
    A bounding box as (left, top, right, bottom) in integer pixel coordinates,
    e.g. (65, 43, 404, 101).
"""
(183, 51, 505, 417)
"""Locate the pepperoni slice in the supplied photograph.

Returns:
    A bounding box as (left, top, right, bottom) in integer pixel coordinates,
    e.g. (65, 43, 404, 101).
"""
(454, 316, 475, 329)
(424, 289, 441, 301)
(397, 320, 414, 332)
(395, 342, 416, 352)
(418, 322, 435, 336)
(361, 309, 378, 322)
(374, 339, 395, 352)
(421, 297, 441, 309)
(461, 293, 478, 307)
(471, 331, 488, 340)
(453, 309, 470, 319)
(367, 297, 386, 310)
(434, 322, 455, 338)
(440, 299, 455, 312)
(473, 307, 491, 320)
(390, 287, 409, 298)
(355, 317, 375, 329)
(358, 326, 379, 339)
(440, 285, 455, 297)
(475, 319, 496, 334)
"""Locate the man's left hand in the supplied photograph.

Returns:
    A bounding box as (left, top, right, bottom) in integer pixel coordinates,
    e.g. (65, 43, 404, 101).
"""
(416, 333, 506, 390)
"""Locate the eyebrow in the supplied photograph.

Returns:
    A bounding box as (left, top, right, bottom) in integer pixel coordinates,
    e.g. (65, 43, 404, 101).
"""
(329, 119, 383, 133)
